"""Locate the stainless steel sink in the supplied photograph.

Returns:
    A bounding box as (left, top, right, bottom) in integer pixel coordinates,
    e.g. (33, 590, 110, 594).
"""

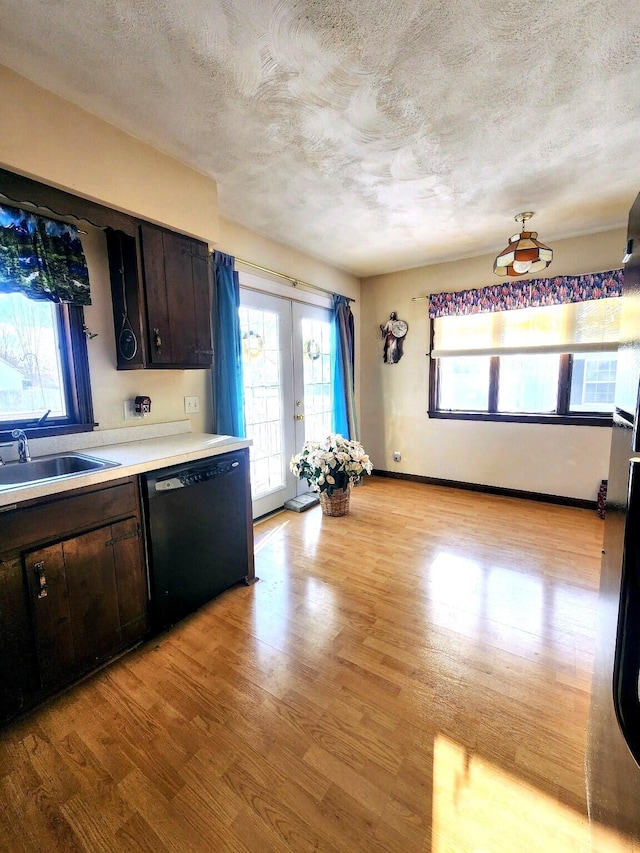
(0, 453, 120, 489)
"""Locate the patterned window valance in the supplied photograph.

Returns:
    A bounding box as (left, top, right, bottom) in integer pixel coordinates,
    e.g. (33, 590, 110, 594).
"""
(428, 269, 622, 319)
(0, 203, 91, 305)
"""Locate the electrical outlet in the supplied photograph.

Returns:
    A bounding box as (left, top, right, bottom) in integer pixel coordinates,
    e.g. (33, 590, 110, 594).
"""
(123, 400, 140, 420)
(393, 451, 401, 462)
(184, 395, 200, 414)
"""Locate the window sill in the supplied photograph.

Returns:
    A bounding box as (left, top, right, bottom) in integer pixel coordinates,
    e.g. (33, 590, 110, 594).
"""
(0, 423, 96, 442)
(428, 410, 613, 427)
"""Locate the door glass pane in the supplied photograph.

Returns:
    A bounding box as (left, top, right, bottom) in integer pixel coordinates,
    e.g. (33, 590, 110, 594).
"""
(301, 316, 332, 441)
(0, 292, 67, 423)
(239, 306, 285, 499)
(438, 356, 490, 411)
(498, 354, 559, 413)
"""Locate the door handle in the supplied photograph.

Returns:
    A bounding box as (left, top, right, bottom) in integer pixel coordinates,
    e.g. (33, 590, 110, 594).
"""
(34, 561, 48, 599)
(295, 414, 305, 421)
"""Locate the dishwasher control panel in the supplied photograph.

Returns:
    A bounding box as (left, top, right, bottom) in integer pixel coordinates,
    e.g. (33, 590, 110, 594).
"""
(154, 459, 240, 492)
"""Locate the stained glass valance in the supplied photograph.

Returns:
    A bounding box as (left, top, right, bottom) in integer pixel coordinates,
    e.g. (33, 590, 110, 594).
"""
(428, 269, 622, 319)
(0, 203, 91, 305)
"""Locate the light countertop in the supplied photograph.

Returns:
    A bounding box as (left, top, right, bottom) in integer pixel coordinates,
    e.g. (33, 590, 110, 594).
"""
(0, 432, 251, 509)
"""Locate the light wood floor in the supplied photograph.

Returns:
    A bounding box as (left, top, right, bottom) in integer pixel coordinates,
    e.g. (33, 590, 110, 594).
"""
(0, 476, 628, 851)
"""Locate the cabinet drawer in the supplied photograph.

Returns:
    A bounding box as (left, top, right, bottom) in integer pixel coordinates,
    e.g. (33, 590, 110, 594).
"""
(1, 479, 138, 554)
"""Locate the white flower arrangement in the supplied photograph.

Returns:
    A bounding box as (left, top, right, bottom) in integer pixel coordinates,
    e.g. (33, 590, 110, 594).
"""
(290, 434, 373, 496)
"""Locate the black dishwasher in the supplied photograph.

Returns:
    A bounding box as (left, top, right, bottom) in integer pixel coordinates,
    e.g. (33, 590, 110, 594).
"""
(142, 449, 253, 631)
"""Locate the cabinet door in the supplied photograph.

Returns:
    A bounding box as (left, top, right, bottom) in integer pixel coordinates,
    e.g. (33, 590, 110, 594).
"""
(111, 517, 148, 645)
(163, 230, 199, 365)
(164, 232, 212, 366)
(24, 520, 147, 690)
(106, 228, 147, 369)
(24, 543, 77, 690)
(63, 527, 122, 670)
(140, 223, 173, 365)
(0, 555, 39, 718)
(140, 223, 212, 368)
(25, 532, 121, 687)
(191, 243, 213, 367)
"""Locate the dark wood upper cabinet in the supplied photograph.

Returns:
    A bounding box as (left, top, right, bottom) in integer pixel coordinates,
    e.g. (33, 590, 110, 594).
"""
(106, 224, 213, 370)
(0, 169, 213, 371)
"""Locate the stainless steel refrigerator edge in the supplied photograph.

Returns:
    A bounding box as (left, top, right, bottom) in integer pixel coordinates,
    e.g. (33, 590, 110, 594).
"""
(587, 191, 640, 848)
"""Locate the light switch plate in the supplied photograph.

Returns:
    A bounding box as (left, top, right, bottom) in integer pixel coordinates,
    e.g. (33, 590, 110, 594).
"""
(184, 396, 200, 414)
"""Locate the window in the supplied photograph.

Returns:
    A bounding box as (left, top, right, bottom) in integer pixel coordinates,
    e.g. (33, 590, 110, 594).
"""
(438, 355, 490, 411)
(570, 353, 618, 412)
(0, 203, 94, 435)
(497, 353, 560, 413)
(432, 351, 617, 423)
(0, 292, 93, 433)
(430, 299, 620, 425)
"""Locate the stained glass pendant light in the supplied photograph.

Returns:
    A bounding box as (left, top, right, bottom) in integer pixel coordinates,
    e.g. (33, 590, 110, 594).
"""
(493, 212, 553, 277)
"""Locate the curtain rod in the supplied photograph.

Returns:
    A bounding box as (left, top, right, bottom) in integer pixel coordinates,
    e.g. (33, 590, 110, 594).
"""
(234, 256, 355, 303)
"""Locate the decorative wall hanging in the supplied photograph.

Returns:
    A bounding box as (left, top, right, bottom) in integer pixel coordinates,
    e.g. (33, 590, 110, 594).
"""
(305, 338, 321, 360)
(380, 312, 408, 363)
(429, 269, 623, 318)
(241, 329, 263, 362)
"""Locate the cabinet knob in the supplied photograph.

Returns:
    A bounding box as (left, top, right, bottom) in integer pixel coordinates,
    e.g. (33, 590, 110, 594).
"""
(153, 328, 163, 354)
(34, 561, 48, 599)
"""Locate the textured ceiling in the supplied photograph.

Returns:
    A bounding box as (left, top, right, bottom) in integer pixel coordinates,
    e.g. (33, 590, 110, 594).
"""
(1, 0, 640, 277)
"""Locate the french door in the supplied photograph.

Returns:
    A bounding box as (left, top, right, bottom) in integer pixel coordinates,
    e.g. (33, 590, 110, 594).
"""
(239, 289, 333, 518)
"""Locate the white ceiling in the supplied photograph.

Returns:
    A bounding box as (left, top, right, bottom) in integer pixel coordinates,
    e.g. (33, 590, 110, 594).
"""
(1, 1, 640, 277)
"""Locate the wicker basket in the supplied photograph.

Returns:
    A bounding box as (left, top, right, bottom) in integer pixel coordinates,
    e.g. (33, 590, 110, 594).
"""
(318, 486, 351, 517)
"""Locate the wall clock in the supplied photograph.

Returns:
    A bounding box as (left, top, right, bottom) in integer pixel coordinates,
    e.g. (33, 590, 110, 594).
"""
(380, 312, 408, 364)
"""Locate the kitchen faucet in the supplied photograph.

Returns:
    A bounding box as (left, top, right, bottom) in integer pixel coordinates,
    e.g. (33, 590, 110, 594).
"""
(11, 429, 31, 463)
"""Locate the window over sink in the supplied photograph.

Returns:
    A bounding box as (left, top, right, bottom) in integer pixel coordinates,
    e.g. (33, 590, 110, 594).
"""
(0, 292, 93, 434)
(0, 202, 94, 435)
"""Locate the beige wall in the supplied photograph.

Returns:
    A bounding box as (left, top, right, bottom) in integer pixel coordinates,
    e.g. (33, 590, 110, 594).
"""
(360, 228, 624, 500)
(0, 65, 361, 437)
(0, 65, 218, 244)
(0, 64, 220, 434)
(218, 218, 360, 304)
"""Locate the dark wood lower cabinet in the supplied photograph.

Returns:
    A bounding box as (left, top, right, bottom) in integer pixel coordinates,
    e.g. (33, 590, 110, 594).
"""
(112, 517, 148, 645)
(24, 542, 78, 691)
(0, 477, 148, 723)
(0, 555, 38, 718)
(24, 517, 144, 691)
